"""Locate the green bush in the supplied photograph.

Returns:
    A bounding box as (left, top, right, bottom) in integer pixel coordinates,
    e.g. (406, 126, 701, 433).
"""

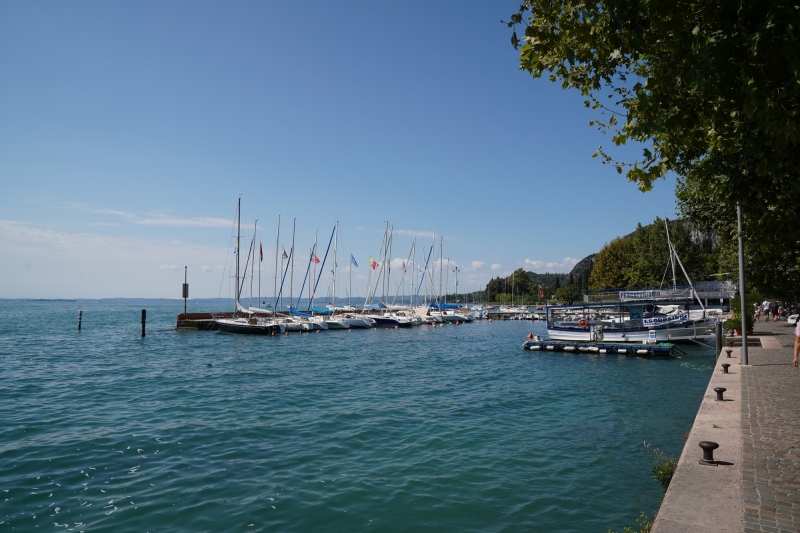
(651, 460, 677, 492)
(607, 511, 654, 533)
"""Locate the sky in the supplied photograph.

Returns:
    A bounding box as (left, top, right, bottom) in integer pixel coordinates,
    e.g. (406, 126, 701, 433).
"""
(0, 1, 680, 299)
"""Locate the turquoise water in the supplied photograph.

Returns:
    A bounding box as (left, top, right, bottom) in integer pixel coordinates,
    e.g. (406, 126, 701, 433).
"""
(0, 300, 715, 532)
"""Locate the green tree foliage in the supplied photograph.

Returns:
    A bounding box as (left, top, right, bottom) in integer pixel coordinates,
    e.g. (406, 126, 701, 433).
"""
(506, 1, 800, 298)
(555, 283, 583, 304)
(589, 218, 720, 289)
(590, 236, 635, 289)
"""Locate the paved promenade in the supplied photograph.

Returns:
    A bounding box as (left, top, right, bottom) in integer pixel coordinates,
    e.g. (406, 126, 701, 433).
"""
(742, 320, 800, 532)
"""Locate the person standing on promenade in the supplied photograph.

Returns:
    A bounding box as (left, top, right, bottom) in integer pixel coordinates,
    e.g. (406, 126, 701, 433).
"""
(754, 302, 761, 323)
(793, 319, 800, 367)
(763, 300, 772, 322)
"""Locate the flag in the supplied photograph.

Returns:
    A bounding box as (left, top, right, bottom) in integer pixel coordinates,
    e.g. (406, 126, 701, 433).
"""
(350, 254, 358, 267)
(313, 254, 320, 264)
(259, 243, 263, 262)
(233, 239, 239, 255)
(282, 246, 288, 260)
(539, 286, 544, 299)
(370, 257, 378, 270)
(402, 261, 406, 273)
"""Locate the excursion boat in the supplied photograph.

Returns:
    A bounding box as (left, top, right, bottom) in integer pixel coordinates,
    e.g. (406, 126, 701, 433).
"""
(546, 287, 717, 343)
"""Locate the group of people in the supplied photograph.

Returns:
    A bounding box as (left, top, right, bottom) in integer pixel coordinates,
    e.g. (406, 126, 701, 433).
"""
(753, 300, 788, 323)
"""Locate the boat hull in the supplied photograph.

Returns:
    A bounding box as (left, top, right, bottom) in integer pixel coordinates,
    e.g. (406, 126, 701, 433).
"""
(215, 319, 285, 335)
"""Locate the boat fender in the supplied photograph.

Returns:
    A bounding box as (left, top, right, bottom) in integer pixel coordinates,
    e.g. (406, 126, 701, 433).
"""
(599, 349, 607, 354)
(530, 345, 540, 351)
(564, 346, 575, 352)
(637, 349, 649, 355)
(546, 346, 555, 350)
(578, 318, 588, 328)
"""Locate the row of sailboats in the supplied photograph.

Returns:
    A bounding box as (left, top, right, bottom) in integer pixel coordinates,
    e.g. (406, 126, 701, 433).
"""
(213, 202, 476, 334)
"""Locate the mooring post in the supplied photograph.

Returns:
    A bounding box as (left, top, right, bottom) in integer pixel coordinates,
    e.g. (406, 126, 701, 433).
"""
(78, 310, 82, 331)
(141, 309, 146, 337)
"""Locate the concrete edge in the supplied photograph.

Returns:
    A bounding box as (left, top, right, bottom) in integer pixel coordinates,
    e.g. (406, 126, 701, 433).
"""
(651, 347, 742, 532)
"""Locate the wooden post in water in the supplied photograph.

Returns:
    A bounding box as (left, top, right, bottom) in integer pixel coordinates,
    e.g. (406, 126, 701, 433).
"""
(183, 266, 189, 315)
(141, 309, 146, 337)
(78, 310, 82, 331)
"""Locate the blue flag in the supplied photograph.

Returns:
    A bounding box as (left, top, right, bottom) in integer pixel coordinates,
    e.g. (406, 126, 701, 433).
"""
(350, 254, 358, 267)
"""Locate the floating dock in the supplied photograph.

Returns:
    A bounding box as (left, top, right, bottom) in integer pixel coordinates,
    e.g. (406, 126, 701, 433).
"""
(522, 339, 674, 357)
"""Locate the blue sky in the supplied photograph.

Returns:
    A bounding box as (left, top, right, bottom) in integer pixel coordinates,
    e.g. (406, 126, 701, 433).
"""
(0, 1, 678, 299)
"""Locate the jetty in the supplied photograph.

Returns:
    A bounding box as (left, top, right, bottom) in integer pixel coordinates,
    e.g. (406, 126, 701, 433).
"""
(651, 319, 800, 532)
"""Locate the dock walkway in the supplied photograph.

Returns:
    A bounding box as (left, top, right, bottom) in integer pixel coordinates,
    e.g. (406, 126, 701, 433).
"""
(741, 320, 800, 532)
(652, 319, 799, 532)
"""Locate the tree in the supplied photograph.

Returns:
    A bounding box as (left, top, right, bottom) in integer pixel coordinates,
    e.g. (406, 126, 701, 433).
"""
(589, 236, 635, 289)
(506, 1, 800, 296)
(589, 217, 723, 289)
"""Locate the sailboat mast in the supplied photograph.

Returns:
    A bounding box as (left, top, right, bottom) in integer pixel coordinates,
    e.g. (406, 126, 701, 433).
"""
(664, 218, 677, 289)
(439, 236, 443, 304)
(333, 221, 338, 312)
(290, 218, 296, 308)
(273, 215, 280, 314)
(236, 198, 241, 306)
(251, 220, 257, 309)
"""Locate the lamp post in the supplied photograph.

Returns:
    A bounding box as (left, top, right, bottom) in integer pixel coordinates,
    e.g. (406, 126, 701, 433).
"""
(738, 204, 748, 365)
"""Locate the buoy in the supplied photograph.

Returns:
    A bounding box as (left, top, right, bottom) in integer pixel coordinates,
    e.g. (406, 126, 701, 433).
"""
(527, 332, 533, 339)
(456, 321, 460, 325)
(207, 363, 212, 367)
(395, 326, 398, 329)
(578, 318, 588, 328)
(285, 331, 289, 335)
(488, 318, 492, 322)
(271, 331, 274, 336)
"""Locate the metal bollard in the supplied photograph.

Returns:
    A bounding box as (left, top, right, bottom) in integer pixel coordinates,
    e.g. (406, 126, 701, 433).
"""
(699, 441, 719, 463)
(725, 349, 732, 358)
(714, 387, 727, 401)
(721, 363, 730, 374)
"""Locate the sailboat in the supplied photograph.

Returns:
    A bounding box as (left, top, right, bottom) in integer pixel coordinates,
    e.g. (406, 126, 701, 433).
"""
(214, 199, 286, 335)
(320, 222, 353, 329)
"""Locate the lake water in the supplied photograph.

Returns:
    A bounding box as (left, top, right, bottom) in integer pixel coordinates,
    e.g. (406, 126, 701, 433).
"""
(0, 299, 716, 532)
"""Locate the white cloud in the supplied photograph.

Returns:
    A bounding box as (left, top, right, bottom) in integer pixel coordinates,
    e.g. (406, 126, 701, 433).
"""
(0, 219, 231, 298)
(68, 203, 233, 228)
(136, 215, 232, 228)
(471, 261, 484, 270)
(394, 229, 435, 239)
(201, 265, 214, 272)
(491, 263, 502, 271)
(524, 257, 579, 272)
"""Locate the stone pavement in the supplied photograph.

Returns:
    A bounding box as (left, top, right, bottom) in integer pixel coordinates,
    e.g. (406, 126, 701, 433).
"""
(741, 320, 800, 533)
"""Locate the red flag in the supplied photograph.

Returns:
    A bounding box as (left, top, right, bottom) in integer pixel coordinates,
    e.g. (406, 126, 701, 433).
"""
(259, 243, 263, 262)
(313, 254, 320, 264)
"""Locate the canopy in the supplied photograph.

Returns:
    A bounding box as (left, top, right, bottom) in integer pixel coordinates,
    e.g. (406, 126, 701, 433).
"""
(289, 307, 313, 318)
